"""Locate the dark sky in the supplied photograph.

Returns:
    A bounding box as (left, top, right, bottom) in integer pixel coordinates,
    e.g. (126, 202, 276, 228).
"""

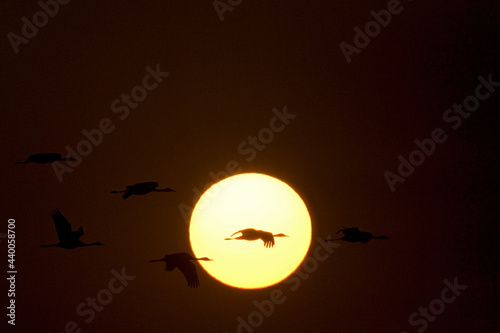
(2, 0, 499, 332)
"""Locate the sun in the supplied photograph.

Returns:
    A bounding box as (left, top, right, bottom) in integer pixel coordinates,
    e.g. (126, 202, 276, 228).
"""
(189, 173, 312, 289)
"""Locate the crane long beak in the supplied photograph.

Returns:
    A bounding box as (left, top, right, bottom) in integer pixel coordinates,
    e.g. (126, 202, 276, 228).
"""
(149, 259, 163, 262)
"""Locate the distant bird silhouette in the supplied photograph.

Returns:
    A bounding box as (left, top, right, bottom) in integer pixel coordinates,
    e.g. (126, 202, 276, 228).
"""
(326, 226, 388, 244)
(16, 153, 75, 164)
(225, 228, 289, 248)
(110, 182, 175, 199)
(40, 210, 103, 249)
(149, 253, 213, 288)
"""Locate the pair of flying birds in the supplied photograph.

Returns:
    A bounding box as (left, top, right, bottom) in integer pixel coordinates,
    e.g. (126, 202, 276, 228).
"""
(40, 209, 290, 288)
(38, 209, 209, 288)
(16, 154, 174, 198)
(149, 229, 289, 288)
(40, 181, 175, 248)
(149, 227, 389, 288)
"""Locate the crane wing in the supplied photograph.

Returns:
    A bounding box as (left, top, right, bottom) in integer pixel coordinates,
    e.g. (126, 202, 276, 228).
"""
(261, 232, 275, 248)
(177, 261, 200, 288)
(263, 239, 275, 248)
(165, 260, 177, 272)
(50, 210, 73, 242)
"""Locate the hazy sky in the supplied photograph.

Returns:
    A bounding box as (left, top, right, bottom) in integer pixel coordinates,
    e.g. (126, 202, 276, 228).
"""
(2, 1, 499, 332)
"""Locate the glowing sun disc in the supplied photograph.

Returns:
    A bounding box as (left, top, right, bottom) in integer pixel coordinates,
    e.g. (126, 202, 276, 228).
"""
(189, 173, 312, 289)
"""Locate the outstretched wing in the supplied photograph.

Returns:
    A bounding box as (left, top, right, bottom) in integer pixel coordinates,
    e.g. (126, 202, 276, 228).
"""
(165, 260, 177, 272)
(50, 210, 73, 242)
(260, 232, 275, 248)
(263, 239, 275, 248)
(177, 261, 200, 288)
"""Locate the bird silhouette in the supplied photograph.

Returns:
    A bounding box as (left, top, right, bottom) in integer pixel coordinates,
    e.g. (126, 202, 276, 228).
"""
(16, 153, 75, 164)
(225, 228, 289, 248)
(40, 210, 103, 249)
(326, 226, 388, 244)
(149, 253, 213, 288)
(110, 182, 175, 199)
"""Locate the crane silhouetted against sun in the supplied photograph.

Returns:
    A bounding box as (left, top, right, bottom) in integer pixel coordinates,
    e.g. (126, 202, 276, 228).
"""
(326, 227, 389, 244)
(225, 228, 289, 248)
(41, 210, 103, 249)
(110, 182, 175, 199)
(149, 253, 213, 288)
